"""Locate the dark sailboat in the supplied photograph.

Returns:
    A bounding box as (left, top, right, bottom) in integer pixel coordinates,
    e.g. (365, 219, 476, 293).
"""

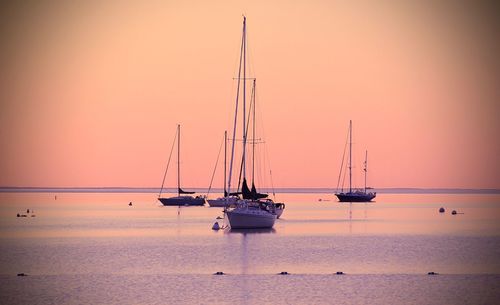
(158, 125, 205, 206)
(335, 120, 376, 202)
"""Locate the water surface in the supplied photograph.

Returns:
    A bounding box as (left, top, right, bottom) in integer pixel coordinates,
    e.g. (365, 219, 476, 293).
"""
(0, 192, 499, 304)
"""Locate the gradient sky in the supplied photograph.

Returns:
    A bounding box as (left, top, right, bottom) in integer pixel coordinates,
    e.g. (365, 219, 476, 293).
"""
(1, 0, 499, 189)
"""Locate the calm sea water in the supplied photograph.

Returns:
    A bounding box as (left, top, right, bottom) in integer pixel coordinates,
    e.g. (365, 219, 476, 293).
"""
(0, 192, 499, 304)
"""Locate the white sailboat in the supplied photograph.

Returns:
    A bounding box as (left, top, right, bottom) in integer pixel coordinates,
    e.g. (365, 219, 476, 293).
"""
(158, 125, 206, 206)
(334, 120, 376, 202)
(239, 78, 285, 218)
(225, 16, 278, 229)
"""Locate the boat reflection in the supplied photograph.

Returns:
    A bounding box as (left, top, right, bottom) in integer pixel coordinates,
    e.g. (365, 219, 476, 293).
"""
(225, 227, 276, 234)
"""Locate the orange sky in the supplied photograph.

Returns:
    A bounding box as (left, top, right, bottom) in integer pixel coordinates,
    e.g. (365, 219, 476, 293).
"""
(0, 0, 499, 189)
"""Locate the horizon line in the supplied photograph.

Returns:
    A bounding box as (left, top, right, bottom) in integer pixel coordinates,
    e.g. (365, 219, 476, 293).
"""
(0, 186, 499, 194)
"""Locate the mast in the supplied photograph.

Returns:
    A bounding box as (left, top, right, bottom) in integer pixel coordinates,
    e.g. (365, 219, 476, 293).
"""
(242, 16, 247, 180)
(227, 16, 246, 196)
(177, 124, 180, 197)
(364, 150, 368, 193)
(349, 120, 352, 193)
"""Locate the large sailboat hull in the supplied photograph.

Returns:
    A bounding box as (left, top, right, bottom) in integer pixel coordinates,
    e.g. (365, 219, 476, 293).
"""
(226, 207, 276, 229)
(158, 196, 206, 206)
(335, 192, 376, 202)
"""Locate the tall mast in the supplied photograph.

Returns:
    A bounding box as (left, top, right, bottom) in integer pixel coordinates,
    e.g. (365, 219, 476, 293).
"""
(349, 120, 352, 193)
(227, 16, 246, 196)
(242, 16, 247, 180)
(177, 124, 180, 196)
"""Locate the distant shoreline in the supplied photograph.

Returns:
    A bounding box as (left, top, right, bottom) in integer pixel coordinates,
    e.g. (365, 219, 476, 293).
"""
(0, 187, 499, 194)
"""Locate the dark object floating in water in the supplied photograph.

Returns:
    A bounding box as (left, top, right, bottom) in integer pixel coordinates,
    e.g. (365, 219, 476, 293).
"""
(17, 273, 28, 276)
(279, 271, 289, 275)
(214, 271, 224, 275)
(212, 222, 220, 230)
(439, 207, 445, 213)
(451, 210, 457, 215)
(216, 216, 223, 220)
(336, 271, 344, 275)
(128, 202, 132, 206)
(428, 272, 438, 275)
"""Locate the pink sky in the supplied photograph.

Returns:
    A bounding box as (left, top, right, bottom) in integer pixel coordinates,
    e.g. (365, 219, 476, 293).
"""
(0, 1, 499, 189)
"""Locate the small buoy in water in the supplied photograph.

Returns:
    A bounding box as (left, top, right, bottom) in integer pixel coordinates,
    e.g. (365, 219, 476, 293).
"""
(279, 271, 289, 275)
(451, 210, 457, 215)
(17, 213, 20, 217)
(428, 272, 438, 275)
(336, 271, 344, 275)
(128, 202, 132, 206)
(212, 222, 220, 230)
(214, 271, 224, 275)
(27, 209, 30, 213)
(439, 207, 445, 213)
(17, 273, 27, 276)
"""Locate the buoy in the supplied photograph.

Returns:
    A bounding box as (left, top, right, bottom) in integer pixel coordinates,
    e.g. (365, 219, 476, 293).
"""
(214, 271, 224, 275)
(451, 210, 457, 215)
(17, 213, 20, 217)
(439, 207, 445, 213)
(279, 271, 289, 275)
(128, 202, 133, 206)
(336, 271, 344, 275)
(428, 272, 438, 275)
(212, 222, 220, 230)
(17, 273, 27, 276)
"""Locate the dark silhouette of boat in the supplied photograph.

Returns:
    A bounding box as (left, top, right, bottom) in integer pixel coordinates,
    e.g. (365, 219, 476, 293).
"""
(157, 125, 205, 206)
(335, 120, 376, 202)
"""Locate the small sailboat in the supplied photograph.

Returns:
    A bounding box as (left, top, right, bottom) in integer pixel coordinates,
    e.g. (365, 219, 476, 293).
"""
(207, 131, 239, 207)
(335, 120, 376, 202)
(225, 17, 278, 229)
(158, 125, 205, 206)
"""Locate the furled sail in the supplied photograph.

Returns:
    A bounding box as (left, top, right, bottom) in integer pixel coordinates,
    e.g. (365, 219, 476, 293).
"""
(178, 188, 195, 194)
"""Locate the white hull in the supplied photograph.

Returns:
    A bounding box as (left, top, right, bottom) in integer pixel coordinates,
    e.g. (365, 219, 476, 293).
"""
(207, 196, 239, 207)
(226, 206, 276, 229)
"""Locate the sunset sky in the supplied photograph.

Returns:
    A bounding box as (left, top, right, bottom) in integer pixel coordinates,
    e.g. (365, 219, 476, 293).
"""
(0, 0, 498, 189)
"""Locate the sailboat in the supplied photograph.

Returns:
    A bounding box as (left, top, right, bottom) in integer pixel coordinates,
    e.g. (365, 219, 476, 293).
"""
(225, 16, 278, 229)
(335, 120, 376, 202)
(239, 79, 285, 218)
(158, 124, 206, 206)
(207, 131, 239, 207)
